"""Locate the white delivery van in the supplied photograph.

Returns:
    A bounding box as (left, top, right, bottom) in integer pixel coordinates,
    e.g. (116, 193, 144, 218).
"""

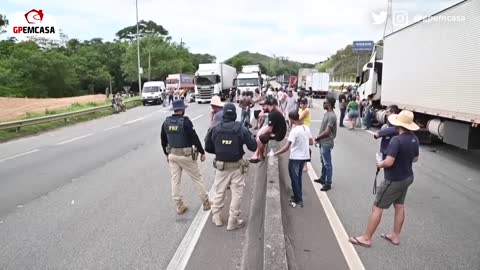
(142, 81, 166, 106)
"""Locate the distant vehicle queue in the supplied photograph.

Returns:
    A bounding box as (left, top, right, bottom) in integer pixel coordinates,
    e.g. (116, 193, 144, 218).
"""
(141, 63, 334, 108)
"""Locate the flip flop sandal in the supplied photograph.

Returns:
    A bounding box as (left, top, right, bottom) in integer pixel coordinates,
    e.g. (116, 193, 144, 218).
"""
(348, 237, 371, 248)
(380, 234, 400, 246)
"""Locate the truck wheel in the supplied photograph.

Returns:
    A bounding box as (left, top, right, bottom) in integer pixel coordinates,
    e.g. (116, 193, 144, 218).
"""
(143, 101, 147, 106)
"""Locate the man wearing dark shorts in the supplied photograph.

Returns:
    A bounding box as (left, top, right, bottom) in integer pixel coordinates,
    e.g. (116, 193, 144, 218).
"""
(349, 110, 419, 248)
(249, 97, 287, 163)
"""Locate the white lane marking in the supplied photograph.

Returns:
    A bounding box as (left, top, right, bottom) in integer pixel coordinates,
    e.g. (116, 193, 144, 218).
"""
(311, 120, 322, 123)
(366, 130, 376, 136)
(166, 186, 214, 270)
(17, 205, 23, 208)
(191, 114, 204, 122)
(124, 117, 146, 125)
(124, 112, 159, 125)
(306, 163, 365, 270)
(55, 133, 94, 146)
(0, 149, 40, 163)
(112, 109, 167, 127)
(104, 125, 122, 131)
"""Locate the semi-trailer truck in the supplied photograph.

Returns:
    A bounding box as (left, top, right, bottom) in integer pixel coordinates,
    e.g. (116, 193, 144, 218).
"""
(194, 63, 236, 103)
(235, 65, 263, 97)
(357, 0, 480, 149)
(166, 74, 194, 91)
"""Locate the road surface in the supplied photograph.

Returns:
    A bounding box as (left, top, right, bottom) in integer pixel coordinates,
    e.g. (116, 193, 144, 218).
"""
(0, 100, 478, 270)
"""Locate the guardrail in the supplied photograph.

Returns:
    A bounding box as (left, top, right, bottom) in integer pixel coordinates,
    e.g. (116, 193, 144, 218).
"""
(0, 99, 141, 132)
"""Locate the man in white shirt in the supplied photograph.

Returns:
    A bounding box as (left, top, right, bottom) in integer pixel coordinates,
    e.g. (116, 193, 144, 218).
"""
(274, 111, 313, 208)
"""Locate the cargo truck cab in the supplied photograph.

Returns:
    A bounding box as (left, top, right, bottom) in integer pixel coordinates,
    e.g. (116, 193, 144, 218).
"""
(194, 63, 236, 103)
(234, 65, 263, 100)
(194, 74, 221, 103)
(235, 74, 263, 98)
(358, 45, 383, 105)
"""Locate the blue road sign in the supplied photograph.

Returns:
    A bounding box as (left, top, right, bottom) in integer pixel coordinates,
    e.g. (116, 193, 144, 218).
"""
(352, 41, 374, 52)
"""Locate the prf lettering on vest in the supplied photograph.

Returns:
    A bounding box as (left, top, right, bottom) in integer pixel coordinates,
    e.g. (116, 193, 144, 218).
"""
(222, 140, 233, 145)
(169, 125, 178, 131)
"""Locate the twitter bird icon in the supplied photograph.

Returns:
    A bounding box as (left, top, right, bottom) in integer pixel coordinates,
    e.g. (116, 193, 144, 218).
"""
(371, 11, 387, 25)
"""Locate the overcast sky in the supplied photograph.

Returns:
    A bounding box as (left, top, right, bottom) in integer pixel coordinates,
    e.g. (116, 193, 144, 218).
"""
(3, 0, 462, 63)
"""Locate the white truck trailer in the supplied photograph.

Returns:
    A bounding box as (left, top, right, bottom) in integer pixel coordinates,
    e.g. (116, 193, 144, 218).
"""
(306, 72, 330, 98)
(357, 0, 480, 149)
(194, 63, 236, 103)
(298, 68, 318, 89)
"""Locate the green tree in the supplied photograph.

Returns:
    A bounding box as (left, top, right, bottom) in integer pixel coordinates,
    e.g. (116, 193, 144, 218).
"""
(122, 35, 199, 82)
(115, 20, 168, 41)
(0, 14, 8, 34)
(192, 53, 216, 65)
(0, 20, 216, 98)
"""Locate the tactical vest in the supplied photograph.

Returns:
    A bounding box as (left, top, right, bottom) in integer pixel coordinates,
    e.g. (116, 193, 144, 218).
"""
(214, 122, 243, 162)
(164, 116, 190, 148)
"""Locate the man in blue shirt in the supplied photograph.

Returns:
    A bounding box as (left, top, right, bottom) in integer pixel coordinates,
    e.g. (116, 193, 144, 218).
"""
(374, 105, 401, 159)
(349, 110, 419, 248)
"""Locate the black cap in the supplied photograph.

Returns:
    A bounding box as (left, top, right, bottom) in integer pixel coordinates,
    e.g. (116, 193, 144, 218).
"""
(222, 103, 237, 121)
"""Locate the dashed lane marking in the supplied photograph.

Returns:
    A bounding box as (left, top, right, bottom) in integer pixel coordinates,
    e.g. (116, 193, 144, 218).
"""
(55, 133, 94, 146)
(0, 149, 40, 163)
(104, 125, 122, 131)
(191, 114, 204, 122)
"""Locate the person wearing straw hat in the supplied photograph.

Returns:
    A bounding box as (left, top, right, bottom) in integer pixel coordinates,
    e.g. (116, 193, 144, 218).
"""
(210, 95, 224, 128)
(161, 99, 211, 215)
(349, 110, 420, 248)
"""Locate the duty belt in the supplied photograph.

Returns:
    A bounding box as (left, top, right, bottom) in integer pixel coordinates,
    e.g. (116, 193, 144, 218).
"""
(169, 147, 193, 156)
(223, 161, 242, 169)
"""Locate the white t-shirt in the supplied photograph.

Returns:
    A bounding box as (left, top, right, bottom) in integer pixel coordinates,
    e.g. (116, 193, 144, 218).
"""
(285, 95, 297, 113)
(288, 125, 312, 160)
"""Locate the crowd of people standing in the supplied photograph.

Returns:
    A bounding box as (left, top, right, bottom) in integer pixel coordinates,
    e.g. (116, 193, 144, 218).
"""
(161, 84, 420, 248)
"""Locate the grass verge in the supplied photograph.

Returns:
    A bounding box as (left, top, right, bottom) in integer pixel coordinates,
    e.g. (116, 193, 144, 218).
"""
(0, 98, 142, 143)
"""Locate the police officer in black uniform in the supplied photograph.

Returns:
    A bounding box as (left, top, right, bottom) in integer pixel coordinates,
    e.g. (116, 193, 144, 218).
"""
(205, 103, 257, 230)
(161, 99, 211, 215)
